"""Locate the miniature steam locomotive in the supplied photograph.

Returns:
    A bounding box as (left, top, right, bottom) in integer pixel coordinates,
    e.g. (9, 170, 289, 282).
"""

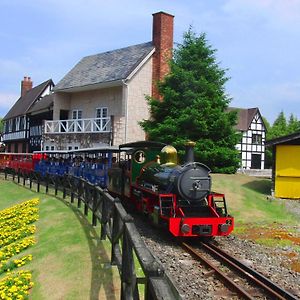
(108, 141, 234, 237)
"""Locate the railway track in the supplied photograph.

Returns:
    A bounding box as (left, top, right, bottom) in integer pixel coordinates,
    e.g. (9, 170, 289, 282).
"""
(181, 241, 298, 300)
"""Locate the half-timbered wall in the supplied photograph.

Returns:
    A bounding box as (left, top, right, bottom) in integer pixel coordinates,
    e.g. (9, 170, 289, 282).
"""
(236, 113, 265, 169)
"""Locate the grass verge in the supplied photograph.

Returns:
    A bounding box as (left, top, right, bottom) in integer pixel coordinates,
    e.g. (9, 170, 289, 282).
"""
(0, 179, 120, 299)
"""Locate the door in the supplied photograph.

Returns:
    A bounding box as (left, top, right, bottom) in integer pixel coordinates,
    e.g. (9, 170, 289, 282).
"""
(251, 154, 261, 169)
(59, 110, 69, 132)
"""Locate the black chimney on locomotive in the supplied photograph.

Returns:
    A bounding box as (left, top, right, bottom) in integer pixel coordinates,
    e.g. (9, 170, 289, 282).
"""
(185, 141, 196, 163)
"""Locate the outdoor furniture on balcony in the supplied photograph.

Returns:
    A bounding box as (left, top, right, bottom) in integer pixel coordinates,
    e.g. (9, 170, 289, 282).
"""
(44, 117, 111, 134)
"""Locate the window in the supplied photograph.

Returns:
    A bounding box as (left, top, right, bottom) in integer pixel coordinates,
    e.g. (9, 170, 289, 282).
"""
(16, 117, 20, 131)
(12, 119, 16, 132)
(8, 120, 12, 132)
(45, 146, 49, 151)
(72, 110, 82, 119)
(252, 134, 262, 144)
(72, 109, 82, 132)
(50, 146, 55, 151)
(96, 107, 108, 131)
(20, 117, 25, 130)
(5, 121, 9, 133)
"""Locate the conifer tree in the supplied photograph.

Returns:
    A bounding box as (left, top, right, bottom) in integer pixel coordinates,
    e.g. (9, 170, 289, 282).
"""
(141, 29, 240, 173)
(287, 114, 300, 134)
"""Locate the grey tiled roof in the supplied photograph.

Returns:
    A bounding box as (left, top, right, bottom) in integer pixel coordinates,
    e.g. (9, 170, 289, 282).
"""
(54, 42, 154, 91)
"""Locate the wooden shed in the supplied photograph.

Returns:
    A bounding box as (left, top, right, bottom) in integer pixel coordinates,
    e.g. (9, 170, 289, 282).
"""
(266, 132, 300, 199)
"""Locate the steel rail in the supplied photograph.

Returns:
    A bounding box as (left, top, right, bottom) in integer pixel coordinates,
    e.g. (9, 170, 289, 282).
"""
(201, 241, 298, 300)
(181, 242, 256, 300)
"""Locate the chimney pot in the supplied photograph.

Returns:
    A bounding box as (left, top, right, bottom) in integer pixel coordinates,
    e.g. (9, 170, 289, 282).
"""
(21, 76, 33, 97)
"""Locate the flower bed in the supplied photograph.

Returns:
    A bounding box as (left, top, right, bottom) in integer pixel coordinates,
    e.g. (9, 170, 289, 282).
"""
(0, 199, 39, 298)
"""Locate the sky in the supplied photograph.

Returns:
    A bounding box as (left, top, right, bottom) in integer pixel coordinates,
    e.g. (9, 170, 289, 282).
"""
(0, 0, 300, 125)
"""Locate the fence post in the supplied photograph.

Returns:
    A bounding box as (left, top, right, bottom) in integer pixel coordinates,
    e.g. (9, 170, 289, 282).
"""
(70, 179, 75, 203)
(29, 172, 32, 189)
(37, 172, 40, 193)
(45, 173, 49, 194)
(23, 172, 26, 186)
(121, 224, 139, 300)
(4, 168, 7, 180)
(54, 176, 58, 196)
(12, 170, 15, 182)
(111, 199, 123, 265)
(100, 193, 107, 240)
(92, 187, 97, 226)
(17, 168, 20, 183)
(63, 175, 67, 199)
(84, 184, 89, 216)
(77, 179, 82, 208)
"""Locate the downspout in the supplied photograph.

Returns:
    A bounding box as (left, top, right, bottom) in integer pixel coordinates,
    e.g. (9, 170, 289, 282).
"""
(122, 80, 129, 143)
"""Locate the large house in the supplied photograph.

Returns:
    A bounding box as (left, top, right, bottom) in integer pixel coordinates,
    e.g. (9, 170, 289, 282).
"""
(229, 107, 266, 169)
(2, 77, 54, 153)
(43, 11, 174, 150)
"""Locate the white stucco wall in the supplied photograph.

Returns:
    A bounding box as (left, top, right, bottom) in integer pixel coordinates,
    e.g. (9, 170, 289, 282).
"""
(69, 86, 123, 119)
(53, 93, 71, 120)
(125, 57, 152, 143)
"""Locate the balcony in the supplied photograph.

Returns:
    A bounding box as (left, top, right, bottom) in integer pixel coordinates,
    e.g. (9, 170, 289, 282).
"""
(44, 117, 111, 134)
(2, 130, 26, 141)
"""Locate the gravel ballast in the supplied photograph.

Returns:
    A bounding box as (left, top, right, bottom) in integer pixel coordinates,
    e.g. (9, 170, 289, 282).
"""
(134, 214, 300, 299)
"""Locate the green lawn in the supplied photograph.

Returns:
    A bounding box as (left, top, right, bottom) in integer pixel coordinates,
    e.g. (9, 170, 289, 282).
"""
(212, 173, 300, 253)
(0, 179, 120, 300)
(212, 173, 298, 224)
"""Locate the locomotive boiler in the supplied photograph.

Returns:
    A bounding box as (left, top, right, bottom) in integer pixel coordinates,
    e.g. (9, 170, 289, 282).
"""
(108, 141, 234, 238)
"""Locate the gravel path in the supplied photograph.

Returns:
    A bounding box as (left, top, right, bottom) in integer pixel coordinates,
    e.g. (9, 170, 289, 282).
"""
(134, 214, 300, 299)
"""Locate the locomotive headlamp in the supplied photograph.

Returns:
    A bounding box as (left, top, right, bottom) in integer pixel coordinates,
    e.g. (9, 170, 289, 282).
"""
(181, 223, 190, 234)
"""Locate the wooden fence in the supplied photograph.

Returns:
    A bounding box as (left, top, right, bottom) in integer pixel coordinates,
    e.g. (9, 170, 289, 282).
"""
(2, 168, 181, 300)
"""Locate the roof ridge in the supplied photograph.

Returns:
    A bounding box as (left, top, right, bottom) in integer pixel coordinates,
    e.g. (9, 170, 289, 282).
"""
(82, 41, 153, 59)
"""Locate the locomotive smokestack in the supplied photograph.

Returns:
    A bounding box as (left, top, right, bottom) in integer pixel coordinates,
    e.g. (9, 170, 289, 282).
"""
(185, 141, 196, 163)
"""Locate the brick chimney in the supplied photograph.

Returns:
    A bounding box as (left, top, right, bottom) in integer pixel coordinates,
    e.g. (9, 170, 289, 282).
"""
(21, 76, 33, 97)
(152, 11, 174, 100)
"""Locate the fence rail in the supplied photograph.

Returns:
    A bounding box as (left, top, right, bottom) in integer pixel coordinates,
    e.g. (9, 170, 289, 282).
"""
(2, 168, 181, 300)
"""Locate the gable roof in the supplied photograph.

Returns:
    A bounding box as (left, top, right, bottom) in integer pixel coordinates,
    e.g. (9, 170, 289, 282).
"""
(3, 79, 53, 120)
(54, 42, 155, 92)
(27, 94, 53, 114)
(266, 132, 300, 146)
(228, 107, 260, 131)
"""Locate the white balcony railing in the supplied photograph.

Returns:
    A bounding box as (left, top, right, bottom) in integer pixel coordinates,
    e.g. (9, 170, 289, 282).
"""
(3, 131, 26, 141)
(44, 117, 111, 134)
